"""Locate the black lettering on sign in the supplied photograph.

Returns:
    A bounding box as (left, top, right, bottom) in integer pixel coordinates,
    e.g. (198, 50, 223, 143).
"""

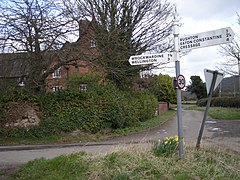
(226, 29, 231, 42)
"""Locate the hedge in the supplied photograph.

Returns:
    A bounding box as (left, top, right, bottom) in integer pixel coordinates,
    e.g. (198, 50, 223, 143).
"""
(0, 86, 158, 137)
(197, 97, 240, 108)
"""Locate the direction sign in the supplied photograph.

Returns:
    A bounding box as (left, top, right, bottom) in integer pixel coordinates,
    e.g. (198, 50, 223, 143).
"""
(179, 27, 234, 51)
(129, 52, 173, 65)
(176, 74, 185, 89)
(204, 69, 224, 94)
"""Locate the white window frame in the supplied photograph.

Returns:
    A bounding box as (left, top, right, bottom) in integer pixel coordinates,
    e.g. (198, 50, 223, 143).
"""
(52, 86, 63, 92)
(18, 77, 25, 87)
(79, 83, 88, 91)
(52, 67, 61, 78)
(90, 40, 96, 48)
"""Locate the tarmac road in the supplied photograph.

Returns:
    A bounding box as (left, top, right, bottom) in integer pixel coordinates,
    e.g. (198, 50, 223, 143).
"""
(0, 109, 239, 168)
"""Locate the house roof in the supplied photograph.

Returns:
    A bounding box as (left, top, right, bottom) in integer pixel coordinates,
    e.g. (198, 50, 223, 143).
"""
(0, 20, 94, 79)
(0, 53, 30, 78)
(221, 75, 240, 92)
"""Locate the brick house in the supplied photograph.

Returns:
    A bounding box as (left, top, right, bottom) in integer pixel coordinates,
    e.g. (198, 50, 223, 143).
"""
(45, 20, 99, 92)
(0, 20, 99, 92)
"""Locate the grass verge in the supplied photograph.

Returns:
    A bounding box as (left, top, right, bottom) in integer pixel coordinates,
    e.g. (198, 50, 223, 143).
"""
(182, 100, 197, 104)
(187, 106, 240, 120)
(112, 110, 176, 136)
(0, 110, 176, 145)
(12, 147, 240, 180)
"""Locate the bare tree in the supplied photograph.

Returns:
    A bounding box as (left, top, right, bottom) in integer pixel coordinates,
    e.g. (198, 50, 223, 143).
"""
(218, 40, 240, 76)
(62, 0, 174, 88)
(0, 0, 174, 91)
(218, 14, 240, 76)
(0, 0, 80, 92)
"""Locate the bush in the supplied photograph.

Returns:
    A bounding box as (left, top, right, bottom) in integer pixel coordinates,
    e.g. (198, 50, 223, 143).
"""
(0, 83, 158, 137)
(106, 90, 158, 129)
(197, 97, 240, 108)
(148, 74, 176, 104)
(67, 72, 102, 91)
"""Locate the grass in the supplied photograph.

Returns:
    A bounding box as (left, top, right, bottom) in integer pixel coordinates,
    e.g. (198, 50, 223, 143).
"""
(187, 106, 240, 120)
(0, 133, 106, 146)
(182, 100, 197, 104)
(0, 110, 176, 145)
(12, 147, 240, 180)
(112, 110, 176, 136)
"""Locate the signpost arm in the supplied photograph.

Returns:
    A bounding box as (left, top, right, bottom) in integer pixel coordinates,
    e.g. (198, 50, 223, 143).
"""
(196, 71, 218, 149)
(173, 8, 184, 159)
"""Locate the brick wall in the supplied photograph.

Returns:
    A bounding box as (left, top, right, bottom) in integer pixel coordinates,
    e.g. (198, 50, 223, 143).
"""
(157, 102, 169, 115)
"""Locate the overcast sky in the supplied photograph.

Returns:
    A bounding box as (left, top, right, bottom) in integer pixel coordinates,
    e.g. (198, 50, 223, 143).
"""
(158, 0, 240, 85)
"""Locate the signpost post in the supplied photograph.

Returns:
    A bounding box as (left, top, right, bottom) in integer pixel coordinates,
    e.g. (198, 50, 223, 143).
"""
(173, 11, 184, 159)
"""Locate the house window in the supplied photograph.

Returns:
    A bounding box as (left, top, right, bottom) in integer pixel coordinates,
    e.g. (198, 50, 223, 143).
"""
(18, 81, 25, 87)
(79, 83, 87, 91)
(90, 40, 96, 48)
(52, 68, 61, 78)
(52, 86, 63, 92)
(18, 77, 25, 87)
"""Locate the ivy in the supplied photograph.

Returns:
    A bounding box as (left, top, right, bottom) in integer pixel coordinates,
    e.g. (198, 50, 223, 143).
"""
(0, 82, 158, 137)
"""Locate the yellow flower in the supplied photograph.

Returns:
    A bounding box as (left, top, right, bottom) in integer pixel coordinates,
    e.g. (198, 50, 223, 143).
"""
(164, 137, 169, 141)
(174, 136, 178, 142)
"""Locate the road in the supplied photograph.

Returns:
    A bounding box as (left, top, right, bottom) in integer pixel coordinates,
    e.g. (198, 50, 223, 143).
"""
(0, 109, 239, 168)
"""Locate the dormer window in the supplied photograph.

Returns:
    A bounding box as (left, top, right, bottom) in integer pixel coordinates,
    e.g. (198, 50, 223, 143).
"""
(90, 40, 96, 48)
(52, 67, 61, 78)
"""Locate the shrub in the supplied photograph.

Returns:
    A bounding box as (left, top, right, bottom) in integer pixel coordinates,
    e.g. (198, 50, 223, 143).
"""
(197, 97, 240, 108)
(0, 84, 158, 137)
(148, 74, 177, 104)
(105, 90, 158, 129)
(67, 72, 102, 91)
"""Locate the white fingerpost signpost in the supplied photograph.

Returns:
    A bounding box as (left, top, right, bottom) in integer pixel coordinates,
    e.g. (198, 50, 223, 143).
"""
(128, 7, 234, 159)
(175, 15, 234, 152)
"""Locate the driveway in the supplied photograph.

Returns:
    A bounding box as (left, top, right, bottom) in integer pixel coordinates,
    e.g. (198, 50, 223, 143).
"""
(0, 109, 239, 168)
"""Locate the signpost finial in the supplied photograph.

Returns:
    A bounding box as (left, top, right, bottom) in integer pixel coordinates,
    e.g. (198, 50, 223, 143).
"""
(173, 4, 179, 21)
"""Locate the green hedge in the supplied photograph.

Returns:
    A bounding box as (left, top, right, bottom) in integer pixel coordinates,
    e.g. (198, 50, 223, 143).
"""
(0, 85, 158, 137)
(197, 97, 240, 108)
